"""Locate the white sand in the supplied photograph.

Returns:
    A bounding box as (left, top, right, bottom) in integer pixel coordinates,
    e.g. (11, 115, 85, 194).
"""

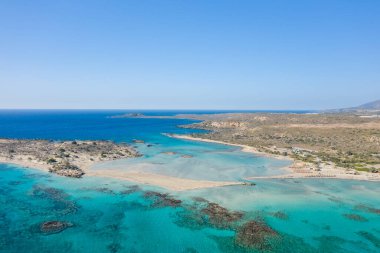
(87, 170, 242, 191)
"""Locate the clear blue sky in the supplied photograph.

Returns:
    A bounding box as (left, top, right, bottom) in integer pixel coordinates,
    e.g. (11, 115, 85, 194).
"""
(0, 0, 379, 110)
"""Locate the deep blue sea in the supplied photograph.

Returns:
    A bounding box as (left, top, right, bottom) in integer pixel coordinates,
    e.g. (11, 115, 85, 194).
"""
(0, 110, 379, 253)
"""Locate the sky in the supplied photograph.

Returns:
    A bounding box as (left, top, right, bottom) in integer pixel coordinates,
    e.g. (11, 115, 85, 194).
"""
(0, 0, 379, 110)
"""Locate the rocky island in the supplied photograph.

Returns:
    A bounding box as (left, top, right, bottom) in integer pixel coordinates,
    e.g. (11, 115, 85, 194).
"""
(0, 139, 140, 177)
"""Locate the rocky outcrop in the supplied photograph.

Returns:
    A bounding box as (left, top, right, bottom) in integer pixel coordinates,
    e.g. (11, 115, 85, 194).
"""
(49, 162, 84, 178)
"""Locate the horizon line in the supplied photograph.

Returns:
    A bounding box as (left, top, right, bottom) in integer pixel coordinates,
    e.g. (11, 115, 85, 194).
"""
(0, 108, 318, 111)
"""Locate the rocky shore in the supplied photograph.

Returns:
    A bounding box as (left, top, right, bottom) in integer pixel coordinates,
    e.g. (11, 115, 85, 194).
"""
(0, 139, 140, 178)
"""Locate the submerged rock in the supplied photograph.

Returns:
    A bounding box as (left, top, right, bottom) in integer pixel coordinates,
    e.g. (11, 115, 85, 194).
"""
(31, 185, 78, 215)
(107, 242, 122, 253)
(120, 185, 141, 195)
(8, 180, 23, 186)
(235, 220, 278, 250)
(174, 208, 209, 230)
(322, 225, 331, 231)
(192, 197, 209, 203)
(175, 199, 247, 231)
(81, 186, 116, 194)
(355, 204, 380, 215)
(143, 191, 167, 198)
(343, 213, 368, 222)
(40, 221, 73, 234)
(357, 231, 380, 248)
(161, 151, 177, 155)
(132, 139, 145, 143)
(181, 154, 193, 158)
(201, 202, 243, 228)
(95, 187, 115, 194)
(31, 185, 68, 200)
(328, 196, 345, 204)
(143, 191, 182, 208)
(271, 211, 289, 220)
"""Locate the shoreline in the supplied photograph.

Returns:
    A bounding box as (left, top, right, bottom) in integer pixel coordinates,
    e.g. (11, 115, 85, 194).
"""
(0, 157, 244, 191)
(168, 134, 293, 161)
(2, 132, 380, 190)
(170, 134, 380, 182)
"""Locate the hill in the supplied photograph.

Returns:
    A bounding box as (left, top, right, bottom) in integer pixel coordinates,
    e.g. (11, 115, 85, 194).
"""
(354, 99, 380, 110)
(328, 99, 380, 113)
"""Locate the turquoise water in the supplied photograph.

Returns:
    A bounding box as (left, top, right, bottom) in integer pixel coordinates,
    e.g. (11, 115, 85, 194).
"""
(1, 110, 379, 252)
(92, 139, 290, 181)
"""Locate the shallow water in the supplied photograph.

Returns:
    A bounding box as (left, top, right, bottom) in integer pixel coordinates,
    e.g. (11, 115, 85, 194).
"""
(92, 138, 290, 181)
(0, 110, 379, 252)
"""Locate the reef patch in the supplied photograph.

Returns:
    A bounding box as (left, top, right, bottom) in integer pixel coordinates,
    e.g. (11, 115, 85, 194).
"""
(40, 221, 73, 234)
(343, 213, 368, 222)
(143, 191, 182, 208)
(201, 202, 244, 229)
(235, 220, 278, 250)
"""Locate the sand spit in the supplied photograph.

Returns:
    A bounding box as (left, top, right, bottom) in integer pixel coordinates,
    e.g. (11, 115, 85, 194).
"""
(0, 158, 244, 191)
(87, 170, 243, 191)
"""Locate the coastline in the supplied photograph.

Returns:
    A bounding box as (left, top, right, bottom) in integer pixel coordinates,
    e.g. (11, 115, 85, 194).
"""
(168, 134, 293, 161)
(170, 134, 380, 182)
(2, 131, 379, 191)
(0, 157, 51, 172)
(0, 157, 243, 191)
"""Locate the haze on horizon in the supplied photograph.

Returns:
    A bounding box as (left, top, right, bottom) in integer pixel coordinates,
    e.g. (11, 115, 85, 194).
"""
(0, 0, 379, 110)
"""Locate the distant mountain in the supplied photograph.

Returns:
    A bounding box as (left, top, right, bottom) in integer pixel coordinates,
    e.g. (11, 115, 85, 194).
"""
(354, 99, 380, 110)
(327, 99, 380, 113)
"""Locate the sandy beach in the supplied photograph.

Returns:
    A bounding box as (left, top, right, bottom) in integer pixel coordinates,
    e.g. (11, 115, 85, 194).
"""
(170, 134, 380, 182)
(0, 156, 243, 191)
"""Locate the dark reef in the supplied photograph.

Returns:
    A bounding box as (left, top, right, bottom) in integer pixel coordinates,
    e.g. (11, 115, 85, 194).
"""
(40, 221, 73, 234)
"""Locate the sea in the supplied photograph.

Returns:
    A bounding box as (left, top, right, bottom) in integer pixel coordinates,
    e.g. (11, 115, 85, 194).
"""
(0, 110, 379, 253)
